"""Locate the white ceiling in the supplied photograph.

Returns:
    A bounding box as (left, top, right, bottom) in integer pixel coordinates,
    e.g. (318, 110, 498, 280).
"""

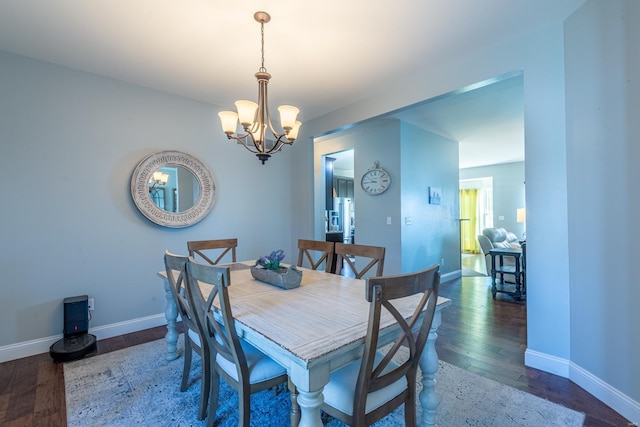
(391, 74, 525, 169)
(327, 74, 524, 171)
(0, 0, 584, 168)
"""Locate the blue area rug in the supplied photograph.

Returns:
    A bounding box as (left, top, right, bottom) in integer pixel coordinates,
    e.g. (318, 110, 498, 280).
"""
(64, 337, 585, 426)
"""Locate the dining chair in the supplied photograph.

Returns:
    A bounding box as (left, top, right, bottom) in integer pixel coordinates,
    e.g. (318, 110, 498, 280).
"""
(296, 239, 335, 272)
(163, 251, 210, 420)
(184, 258, 288, 427)
(187, 238, 238, 265)
(334, 242, 385, 279)
(320, 264, 440, 426)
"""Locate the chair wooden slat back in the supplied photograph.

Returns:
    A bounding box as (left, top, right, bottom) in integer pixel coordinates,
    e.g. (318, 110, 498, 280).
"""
(334, 242, 385, 279)
(164, 251, 193, 330)
(187, 238, 237, 265)
(320, 264, 440, 426)
(184, 258, 287, 426)
(296, 239, 334, 272)
(185, 261, 246, 384)
(163, 251, 209, 420)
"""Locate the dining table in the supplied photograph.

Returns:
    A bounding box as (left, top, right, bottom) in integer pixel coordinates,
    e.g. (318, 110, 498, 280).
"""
(158, 262, 451, 426)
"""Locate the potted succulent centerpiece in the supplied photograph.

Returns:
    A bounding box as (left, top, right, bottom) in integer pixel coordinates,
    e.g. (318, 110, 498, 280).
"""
(250, 249, 303, 289)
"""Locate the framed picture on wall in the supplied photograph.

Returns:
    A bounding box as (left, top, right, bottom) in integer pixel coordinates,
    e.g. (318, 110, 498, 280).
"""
(429, 187, 441, 205)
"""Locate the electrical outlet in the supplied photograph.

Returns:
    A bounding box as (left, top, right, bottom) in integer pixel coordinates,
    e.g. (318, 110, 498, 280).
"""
(386, 216, 392, 225)
(440, 258, 445, 267)
(88, 298, 94, 311)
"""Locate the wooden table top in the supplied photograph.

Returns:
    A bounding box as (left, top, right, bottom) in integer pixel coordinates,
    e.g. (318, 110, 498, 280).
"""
(161, 261, 451, 368)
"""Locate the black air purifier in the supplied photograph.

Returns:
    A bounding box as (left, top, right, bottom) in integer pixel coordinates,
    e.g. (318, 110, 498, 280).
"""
(49, 295, 97, 363)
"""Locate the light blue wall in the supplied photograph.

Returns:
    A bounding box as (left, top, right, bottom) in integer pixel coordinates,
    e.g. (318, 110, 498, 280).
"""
(1, 0, 638, 420)
(314, 120, 403, 275)
(0, 51, 296, 347)
(292, 1, 638, 419)
(460, 162, 526, 238)
(565, 0, 640, 404)
(298, 18, 572, 367)
(314, 120, 460, 277)
(400, 123, 460, 274)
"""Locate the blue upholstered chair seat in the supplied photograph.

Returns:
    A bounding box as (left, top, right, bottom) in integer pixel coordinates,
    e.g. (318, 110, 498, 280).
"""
(322, 351, 408, 415)
(187, 328, 201, 347)
(216, 339, 286, 383)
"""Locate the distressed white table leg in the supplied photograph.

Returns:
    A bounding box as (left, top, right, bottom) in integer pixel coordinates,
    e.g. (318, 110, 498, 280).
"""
(419, 310, 443, 426)
(296, 389, 324, 427)
(291, 363, 327, 427)
(162, 277, 179, 361)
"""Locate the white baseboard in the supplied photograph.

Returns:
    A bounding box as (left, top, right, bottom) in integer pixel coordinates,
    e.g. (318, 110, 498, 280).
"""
(570, 360, 640, 425)
(441, 270, 461, 283)
(526, 348, 640, 425)
(0, 313, 167, 363)
(525, 348, 571, 377)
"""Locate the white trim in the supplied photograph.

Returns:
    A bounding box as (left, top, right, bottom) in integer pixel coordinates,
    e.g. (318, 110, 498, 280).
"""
(0, 313, 167, 363)
(570, 360, 640, 425)
(526, 349, 640, 425)
(441, 270, 461, 283)
(525, 348, 570, 378)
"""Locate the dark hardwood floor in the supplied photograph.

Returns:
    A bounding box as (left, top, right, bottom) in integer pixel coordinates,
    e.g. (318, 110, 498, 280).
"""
(450, 257, 630, 427)
(0, 273, 631, 426)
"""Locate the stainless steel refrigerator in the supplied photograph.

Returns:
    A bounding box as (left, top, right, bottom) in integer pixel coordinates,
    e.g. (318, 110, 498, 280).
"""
(329, 197, 354, 244)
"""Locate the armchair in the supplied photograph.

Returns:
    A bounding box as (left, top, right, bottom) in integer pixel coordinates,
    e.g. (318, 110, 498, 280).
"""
(477, 228, 522, 282)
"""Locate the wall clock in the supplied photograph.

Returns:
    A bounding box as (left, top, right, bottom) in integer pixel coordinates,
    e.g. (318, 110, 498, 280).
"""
(360, 161, 391, 195)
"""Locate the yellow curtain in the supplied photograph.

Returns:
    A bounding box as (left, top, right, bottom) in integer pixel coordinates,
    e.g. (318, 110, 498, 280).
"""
(460, 189, 480, 254)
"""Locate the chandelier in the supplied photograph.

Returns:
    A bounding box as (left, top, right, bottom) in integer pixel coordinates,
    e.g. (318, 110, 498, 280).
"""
(218, 11, 302, 164)
(149, 171, 169, 189)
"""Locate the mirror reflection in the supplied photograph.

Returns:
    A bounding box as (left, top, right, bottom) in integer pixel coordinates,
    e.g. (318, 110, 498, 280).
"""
(131, 150, 216, 228)
(148, 166, 200, 213)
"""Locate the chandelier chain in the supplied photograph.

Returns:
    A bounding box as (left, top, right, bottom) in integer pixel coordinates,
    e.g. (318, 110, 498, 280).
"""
(260, 21, 266, 72)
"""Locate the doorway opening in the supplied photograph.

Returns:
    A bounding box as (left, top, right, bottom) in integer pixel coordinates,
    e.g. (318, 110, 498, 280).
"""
(324, 149, 355, 245)
(460, 177, 493, 276)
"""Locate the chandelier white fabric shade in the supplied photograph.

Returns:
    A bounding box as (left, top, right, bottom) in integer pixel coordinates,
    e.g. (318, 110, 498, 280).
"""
(149, 171, 169, 186)
(218, 11, 302, 164)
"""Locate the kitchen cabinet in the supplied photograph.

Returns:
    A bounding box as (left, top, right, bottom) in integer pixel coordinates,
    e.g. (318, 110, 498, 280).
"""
(333, 176, 354, 199)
